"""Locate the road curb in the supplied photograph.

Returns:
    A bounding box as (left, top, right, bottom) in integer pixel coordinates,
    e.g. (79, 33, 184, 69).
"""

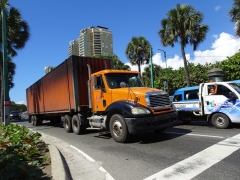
(48, 144, 69, 180)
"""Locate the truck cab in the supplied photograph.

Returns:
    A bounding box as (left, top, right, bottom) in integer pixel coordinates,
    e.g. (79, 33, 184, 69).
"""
(88, 69, 178, 142)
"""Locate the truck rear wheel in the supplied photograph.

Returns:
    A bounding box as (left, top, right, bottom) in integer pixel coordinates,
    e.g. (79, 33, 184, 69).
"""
(109, 114, 129, 143)
(64, 115, 73, 133)
(72, 115, 85, 135)
(211, 113, 230, 129)
(32, 115, 41, 126)
(31, 116, 36, 126)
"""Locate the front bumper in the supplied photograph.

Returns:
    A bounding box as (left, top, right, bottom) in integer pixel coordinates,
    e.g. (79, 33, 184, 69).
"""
(125, 111, 178, 134)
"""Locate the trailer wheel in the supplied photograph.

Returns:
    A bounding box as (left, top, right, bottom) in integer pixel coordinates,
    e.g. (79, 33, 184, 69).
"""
(64, 115, 73, 133)
(109, 114, 129, 143)
(72, 115, 85, 135)
(31, 116, 36, 126)
(211, 113, 230, 129)
(36, 115, 42, 125)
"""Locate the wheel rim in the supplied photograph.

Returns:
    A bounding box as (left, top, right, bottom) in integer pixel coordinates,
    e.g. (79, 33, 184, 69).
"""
(65, 119, 69, 129)
(73, 119, 78, 131)
(216, 116, 225, 126)
(112, 120, 122, 137)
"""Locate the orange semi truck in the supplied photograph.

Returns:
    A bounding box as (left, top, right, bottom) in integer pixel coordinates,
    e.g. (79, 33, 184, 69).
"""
(26, 56, 177, 142)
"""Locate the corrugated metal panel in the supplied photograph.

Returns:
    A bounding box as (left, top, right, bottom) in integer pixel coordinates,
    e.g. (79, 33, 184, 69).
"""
(73, 56, 113, 107)
(26, 56, 113, 114)
(42, 60, 73, 112)
(26, 79, 44, 114)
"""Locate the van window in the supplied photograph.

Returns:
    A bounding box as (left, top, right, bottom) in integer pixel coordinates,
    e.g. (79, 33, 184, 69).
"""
(173, 94, 182, 102)
(184, 90, 199, 100)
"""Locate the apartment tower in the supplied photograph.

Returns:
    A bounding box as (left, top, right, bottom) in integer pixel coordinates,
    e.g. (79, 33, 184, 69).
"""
(68, 40, 79, 56)
(68, 26, 113, 57)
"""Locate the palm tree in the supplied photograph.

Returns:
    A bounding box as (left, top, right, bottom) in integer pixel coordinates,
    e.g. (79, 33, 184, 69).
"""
(158, 4, 209, 86)
(0, 0, 30, 118)
(229, 0, 240, 37)
(125, 36, 152, 76)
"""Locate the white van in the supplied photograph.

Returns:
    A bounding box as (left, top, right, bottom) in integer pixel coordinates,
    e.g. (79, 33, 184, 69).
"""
(172, 81, 240, 129)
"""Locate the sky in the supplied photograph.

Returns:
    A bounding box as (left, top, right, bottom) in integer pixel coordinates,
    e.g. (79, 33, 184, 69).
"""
(8, 0, 240, 105)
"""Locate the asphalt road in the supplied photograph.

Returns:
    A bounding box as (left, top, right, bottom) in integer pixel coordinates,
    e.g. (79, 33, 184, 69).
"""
(13, 117, 240, 180)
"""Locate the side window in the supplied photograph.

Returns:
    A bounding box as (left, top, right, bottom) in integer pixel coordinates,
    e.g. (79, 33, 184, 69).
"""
(94, 75, 105, 91)
(173, 94, 182, 102)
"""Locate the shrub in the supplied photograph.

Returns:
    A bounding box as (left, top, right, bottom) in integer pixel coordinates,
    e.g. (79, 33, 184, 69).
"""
(0, 123, 51, 179)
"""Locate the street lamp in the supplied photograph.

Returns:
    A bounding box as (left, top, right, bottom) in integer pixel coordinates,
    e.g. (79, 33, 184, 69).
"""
(158, 49, 169, 94)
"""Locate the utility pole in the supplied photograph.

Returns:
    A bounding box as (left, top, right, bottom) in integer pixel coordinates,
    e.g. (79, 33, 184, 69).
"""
(150, 48, 154, 88)
(1, 1, 10, 125)
(158, 49, 169, 94)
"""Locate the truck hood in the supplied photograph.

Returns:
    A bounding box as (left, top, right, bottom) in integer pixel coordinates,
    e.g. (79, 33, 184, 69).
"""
(111, 87, 165, 105)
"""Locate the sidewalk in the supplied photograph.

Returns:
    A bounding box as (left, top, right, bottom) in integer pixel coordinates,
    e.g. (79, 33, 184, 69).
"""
(40, 133, 115, 180)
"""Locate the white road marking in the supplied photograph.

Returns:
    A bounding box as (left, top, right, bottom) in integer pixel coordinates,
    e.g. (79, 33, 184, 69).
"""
(165, 131, 225, 139)
(144, 133, 240, 180)
(70, 145, 115, 180)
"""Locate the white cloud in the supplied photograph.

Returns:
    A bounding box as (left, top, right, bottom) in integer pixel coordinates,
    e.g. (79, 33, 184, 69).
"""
(16, 101, 26, 105)
(213, 34, 218, 39)
(125, 32, 240, 71)
(215, 5, 220, 11)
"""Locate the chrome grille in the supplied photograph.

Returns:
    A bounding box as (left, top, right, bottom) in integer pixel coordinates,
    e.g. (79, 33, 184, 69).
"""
(147, 92, 171, 108)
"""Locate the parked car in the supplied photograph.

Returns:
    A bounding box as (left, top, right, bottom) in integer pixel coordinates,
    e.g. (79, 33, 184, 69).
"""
(10, 110, 21, 120)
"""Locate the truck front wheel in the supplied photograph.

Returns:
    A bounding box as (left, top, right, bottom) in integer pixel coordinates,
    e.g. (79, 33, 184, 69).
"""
(72, 115, 85, 135)
(64, 115, 73, 133)
(211, 113, 230, 129)
(109, 114, 130, 143)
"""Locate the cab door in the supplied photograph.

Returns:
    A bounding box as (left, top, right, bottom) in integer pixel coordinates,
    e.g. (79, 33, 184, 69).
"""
(203, 83, 229, 115)
(91, 75, 109, 112)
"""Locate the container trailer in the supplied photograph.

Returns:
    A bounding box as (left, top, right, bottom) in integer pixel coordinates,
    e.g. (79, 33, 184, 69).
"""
(26, 56, 178, 142)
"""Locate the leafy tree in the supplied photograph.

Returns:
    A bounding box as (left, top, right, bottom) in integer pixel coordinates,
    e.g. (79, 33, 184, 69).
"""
(91, 54, 130, 70)
(10, 101, 27, 112)
(158, 4, 209, 87)
(212, 52, 240, 80)
(142, 64, 162, 87)
(0, 0, 30, 119)
(229, 0, 240, 37)
(125, 36, 152, 76)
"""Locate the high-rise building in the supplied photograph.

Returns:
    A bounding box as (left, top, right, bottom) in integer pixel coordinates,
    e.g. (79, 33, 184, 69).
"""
(68, 26, 113, 57)
(68, 40, 79, 56)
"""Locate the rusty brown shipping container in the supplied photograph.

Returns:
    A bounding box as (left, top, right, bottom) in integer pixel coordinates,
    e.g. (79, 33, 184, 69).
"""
(26, 56, 113, 115)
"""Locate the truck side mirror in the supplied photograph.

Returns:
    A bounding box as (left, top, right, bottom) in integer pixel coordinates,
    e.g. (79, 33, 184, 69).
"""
(229, 92, 237, 100)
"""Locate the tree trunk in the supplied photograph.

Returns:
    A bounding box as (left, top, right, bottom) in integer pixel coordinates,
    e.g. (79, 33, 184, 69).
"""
(137, 60, 141, 78)
(180, 39, 191, 87)
(0, 56, 3, 122)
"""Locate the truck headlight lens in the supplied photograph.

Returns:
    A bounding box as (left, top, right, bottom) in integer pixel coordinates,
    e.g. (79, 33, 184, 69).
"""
(131, 107, 151, 114)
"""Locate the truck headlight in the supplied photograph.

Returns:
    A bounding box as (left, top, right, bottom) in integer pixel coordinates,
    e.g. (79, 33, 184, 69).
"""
(131, 107, 151, 114)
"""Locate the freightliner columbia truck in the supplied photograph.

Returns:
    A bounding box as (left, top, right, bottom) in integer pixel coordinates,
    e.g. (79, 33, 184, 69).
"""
(26, 56, 177, 142)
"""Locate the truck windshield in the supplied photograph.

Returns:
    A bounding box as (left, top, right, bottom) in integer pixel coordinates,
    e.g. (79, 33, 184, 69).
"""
(228, 83, 240, 94)
(105, 73, 143, 89)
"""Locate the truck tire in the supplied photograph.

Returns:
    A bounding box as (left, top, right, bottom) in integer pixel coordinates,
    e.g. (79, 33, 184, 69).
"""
(109, 114, 130, 143)
(64, 115, 73, 133)
(32, 115, 41, 126)
(31, 116, 36, 126)
(211, 113, 230, 129)
(36, 115, 42, 125)
(72, 115, 85, 135)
